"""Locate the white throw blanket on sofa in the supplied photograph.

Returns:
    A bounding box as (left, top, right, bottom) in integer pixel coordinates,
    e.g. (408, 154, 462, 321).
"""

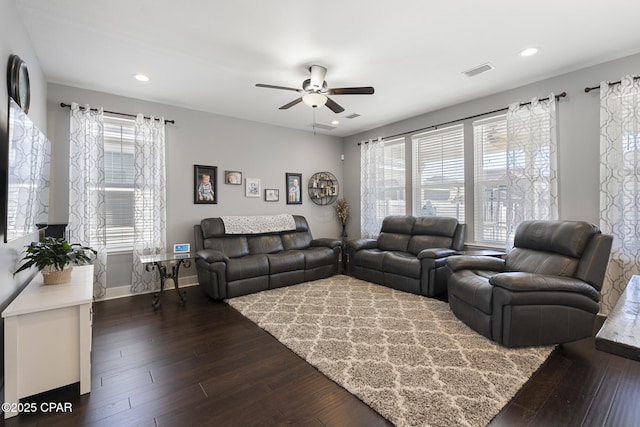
(220, 214, 297, 234)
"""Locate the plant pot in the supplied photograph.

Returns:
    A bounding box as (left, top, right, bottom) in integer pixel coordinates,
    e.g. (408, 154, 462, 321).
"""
(42, 267, 73, 285)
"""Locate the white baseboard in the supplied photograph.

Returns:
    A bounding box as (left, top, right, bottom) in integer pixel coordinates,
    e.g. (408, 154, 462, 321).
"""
(98, 275, 199, 301)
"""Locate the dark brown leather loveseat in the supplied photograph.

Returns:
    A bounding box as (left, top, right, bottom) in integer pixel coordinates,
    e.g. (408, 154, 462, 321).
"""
(345, 215, 465, 296)
(194, 215, 341, 299)
(446, 220, 613, 347)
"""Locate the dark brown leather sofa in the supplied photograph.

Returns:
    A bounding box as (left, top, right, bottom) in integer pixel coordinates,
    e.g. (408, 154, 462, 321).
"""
(345, 215, 465, 296)
(446, 220, 613, 347)
(194, 215, 341, 299)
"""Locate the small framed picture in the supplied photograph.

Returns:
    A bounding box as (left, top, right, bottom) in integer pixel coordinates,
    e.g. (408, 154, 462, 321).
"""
(194, 165, 217, 204)
(286, 173, 302, 204)
(245, 178, 261, 197)
(265, 189, 279, 202)
(225, 170, 242, 185)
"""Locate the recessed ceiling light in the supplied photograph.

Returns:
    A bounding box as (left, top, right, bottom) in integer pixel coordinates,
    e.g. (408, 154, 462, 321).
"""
(331, 120, 340, 125)
(519, 47, 539, 57)
(133, 73, 150, 82)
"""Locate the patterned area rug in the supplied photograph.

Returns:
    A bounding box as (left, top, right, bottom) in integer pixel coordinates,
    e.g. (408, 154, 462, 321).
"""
(227, 275, 554, 426)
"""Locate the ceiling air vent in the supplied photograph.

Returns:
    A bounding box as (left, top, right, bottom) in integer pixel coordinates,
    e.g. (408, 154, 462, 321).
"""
(345, 113, 361, 119)
(462, 62, 495, 77)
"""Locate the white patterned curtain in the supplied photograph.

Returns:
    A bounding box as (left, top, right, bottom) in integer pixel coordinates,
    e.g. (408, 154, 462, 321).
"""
(505, 94, 558, 246)
(360, 137, 386, 238)
(599, 75, 640, 314)
(131, 114, 167, 292)
(68, 103, 108, 298)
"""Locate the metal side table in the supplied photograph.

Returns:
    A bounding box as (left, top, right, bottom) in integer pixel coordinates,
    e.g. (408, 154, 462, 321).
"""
(139, 252, 193, 310)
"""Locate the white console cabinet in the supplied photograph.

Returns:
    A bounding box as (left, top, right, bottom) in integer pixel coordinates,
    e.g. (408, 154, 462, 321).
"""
(3, 264, 93, 419)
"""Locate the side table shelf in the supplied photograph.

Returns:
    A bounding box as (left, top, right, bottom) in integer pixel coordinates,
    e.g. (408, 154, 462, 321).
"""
(2, 264, 94, 419)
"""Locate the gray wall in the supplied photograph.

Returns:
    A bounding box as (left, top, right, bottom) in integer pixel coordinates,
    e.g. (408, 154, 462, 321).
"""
(0, 0, 49, 389)
(0, 0, 48, 316)
(46, 84, 345, 290)
(342, 52, 640, 241)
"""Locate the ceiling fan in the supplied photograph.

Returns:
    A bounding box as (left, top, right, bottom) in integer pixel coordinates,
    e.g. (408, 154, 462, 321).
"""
(255, 65, 374, 113)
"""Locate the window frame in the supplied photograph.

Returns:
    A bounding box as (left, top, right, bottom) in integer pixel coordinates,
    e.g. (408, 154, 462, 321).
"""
(102, 115, 136, 253)
(472, 114, 508, 246)
(411, 124, 465, 222)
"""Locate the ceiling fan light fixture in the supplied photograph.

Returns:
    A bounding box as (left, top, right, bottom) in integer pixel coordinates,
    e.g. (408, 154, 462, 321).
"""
(302, 92, 327, 108)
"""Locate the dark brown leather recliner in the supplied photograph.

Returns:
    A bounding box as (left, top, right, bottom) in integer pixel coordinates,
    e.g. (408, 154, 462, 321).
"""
(446, 220, 613, 348)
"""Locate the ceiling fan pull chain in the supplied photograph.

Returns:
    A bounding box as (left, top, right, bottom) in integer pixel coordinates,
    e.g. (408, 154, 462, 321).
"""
(312, 108, 317, 136)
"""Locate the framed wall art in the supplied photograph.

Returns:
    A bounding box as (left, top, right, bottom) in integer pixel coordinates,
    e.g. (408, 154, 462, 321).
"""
(225, 170, 242, 185)
(286, 172, 302, 204)
(265, 189, 279, 202)
(194, 165, 218, 204)
(245, 178, 261, 197)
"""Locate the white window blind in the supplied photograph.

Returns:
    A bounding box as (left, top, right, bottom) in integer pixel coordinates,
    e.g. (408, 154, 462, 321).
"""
(473, 115, 507, 244)
(103, 115, 135, 251)
(411, 124, 465, 221)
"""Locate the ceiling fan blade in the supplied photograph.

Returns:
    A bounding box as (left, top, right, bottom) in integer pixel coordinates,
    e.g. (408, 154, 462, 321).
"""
(279, 97, 303, 110)
(328, 87, 375, 95)
(325, 97, 345, 114)
(256, 83, 302, 92)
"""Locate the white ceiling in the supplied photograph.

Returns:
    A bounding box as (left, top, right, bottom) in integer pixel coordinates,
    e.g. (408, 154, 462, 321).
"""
(15, 0, 640, 137)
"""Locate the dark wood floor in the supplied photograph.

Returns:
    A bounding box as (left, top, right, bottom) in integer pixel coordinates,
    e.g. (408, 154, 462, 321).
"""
(3, 285, 640, 427)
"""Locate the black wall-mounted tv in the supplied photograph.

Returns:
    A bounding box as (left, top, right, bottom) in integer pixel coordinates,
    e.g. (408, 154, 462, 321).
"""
(2, 98, 50, 243)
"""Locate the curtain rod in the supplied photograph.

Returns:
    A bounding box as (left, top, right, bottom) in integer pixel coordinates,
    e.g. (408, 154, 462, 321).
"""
(59, 103, 175, 125)
(584, 76, 640, 93)
(359, 92, 566, 144)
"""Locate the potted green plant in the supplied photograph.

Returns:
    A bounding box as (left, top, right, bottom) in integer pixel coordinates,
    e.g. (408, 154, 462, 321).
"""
(14, 237, 97, 285)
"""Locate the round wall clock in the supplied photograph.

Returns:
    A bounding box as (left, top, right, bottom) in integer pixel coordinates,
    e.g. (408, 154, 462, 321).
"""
(7, 54, 30, 114)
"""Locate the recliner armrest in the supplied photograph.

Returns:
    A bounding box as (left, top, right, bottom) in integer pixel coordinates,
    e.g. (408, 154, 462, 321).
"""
(346, 238, 378, 251)
(417, 248, 457, 259)
(489, 272, 600, 301)
(195, 249, 229, 263)
(311, 238, 342, 249)
(446, 255, 505, 272)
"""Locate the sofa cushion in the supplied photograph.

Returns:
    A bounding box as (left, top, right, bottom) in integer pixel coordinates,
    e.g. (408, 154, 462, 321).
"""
(226, 254, 269, 281)
(448, 269, 494, 314)
(513, 220, 599, 258)
(413, 216, 458, 236)
(382, 251, 421, 279)
(352, 248, 386, 271)
(268, 250, 305, 274)
(407, 217, 459, 254)
(204, 237, 249, 258)
(408, 235, 454, 255)
(377, 233, 411, 252)
(248, 235, 284, 254)
(506, 248, 580, 277)
(200, 217, 226, 238)
(303, 247, 336, 269)
(380, 215, 415, 234)
(282, 231, 312, 250)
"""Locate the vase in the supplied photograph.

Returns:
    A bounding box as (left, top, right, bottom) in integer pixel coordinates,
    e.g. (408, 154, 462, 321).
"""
(341, 223, 347, 238)
(42, 267, 73, 285)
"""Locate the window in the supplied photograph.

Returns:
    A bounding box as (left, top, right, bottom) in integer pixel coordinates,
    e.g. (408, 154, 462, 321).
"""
(473, 115, 507, 244)
(377, 137, 406, 217)
(360, 137, 406, 237)
(103, 115, 135, 251)
(412, 125, 464, 221)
